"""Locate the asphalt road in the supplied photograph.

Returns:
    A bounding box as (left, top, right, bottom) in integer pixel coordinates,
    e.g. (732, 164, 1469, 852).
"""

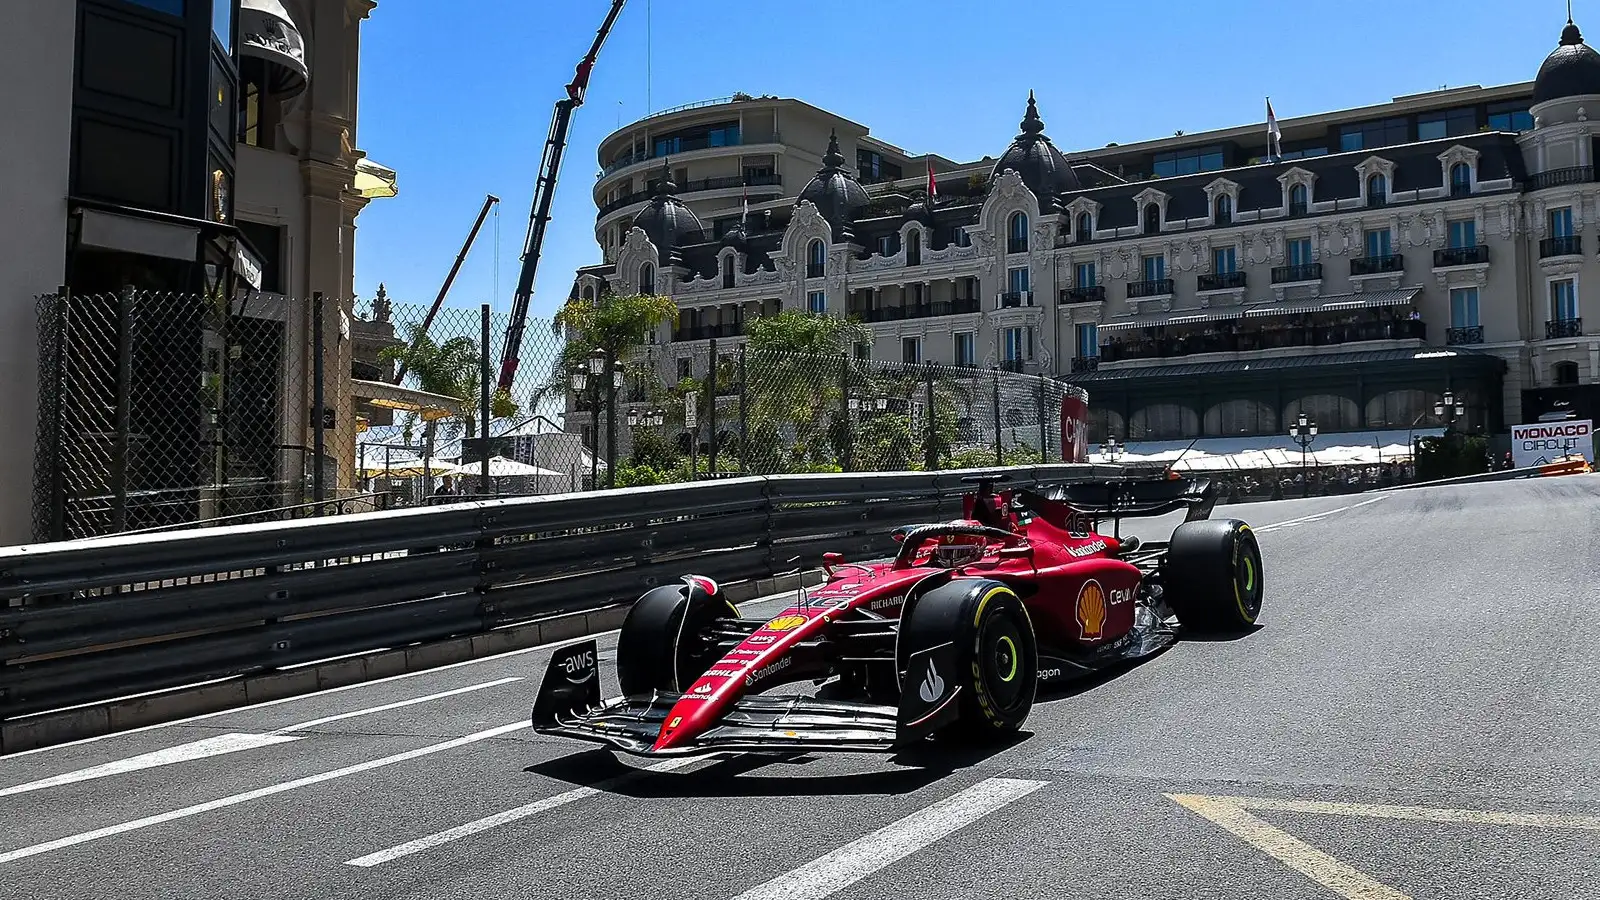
(3, 478, 1598, 900)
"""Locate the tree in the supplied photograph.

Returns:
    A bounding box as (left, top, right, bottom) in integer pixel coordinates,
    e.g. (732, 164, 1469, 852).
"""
(738, 311, 874, 473)
(533, 292, 678, 410)
(378, 323, 519, 461)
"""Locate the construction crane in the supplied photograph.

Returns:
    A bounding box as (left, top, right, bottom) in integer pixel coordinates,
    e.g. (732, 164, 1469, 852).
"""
(497, 0, 628, 392)
(390, 193, 500, 384)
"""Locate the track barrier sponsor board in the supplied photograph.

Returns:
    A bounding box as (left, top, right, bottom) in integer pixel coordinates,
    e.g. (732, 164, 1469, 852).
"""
(1510, 419, 1594, 468)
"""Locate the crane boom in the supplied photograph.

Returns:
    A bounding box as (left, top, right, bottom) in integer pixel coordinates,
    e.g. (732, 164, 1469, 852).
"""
(392, 193, 499, 384)
(497, 0, 627, 392)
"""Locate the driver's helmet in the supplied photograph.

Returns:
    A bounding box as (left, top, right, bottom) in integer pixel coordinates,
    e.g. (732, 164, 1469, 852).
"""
(931, 528, 987, 568)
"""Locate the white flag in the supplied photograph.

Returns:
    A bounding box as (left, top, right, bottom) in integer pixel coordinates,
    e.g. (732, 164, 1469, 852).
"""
(1266, 98, 1282, 160)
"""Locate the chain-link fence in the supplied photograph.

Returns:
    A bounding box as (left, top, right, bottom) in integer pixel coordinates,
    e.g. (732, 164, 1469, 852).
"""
(32, 287, 359, 541)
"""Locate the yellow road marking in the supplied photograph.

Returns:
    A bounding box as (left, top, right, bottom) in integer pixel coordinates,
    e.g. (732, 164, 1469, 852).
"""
(1168, 792, 1600, 900)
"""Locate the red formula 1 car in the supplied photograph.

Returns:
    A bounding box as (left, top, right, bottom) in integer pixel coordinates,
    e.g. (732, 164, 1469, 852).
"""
(532, 472, 1264, 757)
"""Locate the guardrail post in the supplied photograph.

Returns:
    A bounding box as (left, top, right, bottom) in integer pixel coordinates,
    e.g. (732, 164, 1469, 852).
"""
(312, 291, 326, 511)
(707, 337, 719, 475)
(112, 284, 135, 534)
(479, 303, 492, 493)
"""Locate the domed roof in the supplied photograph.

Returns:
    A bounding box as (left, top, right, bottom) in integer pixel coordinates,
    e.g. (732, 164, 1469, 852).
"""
(1534, 17, 1600, 105)
(631, 160, 705, 264)
(798, 130, 870, 241)
(902, 194, 935, 226)
(991, 91, 1079, 207)
(719, 216, 749, 253)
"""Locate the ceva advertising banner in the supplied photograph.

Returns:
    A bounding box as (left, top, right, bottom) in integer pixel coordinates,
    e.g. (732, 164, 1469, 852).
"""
(1510, 419, 1594, 468)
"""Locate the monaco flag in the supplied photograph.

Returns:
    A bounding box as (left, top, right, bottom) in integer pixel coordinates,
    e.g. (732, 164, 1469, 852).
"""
(927, 160, 938, 198)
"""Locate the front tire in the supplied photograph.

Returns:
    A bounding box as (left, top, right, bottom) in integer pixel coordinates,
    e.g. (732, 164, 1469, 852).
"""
(899, 579, 1037, 741)
(1164, 519, 1263, 632)
(616, 579, 738, 696)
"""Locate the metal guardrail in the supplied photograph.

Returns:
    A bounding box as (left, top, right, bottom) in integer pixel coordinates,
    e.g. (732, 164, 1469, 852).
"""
(0, 465, 1096, 721)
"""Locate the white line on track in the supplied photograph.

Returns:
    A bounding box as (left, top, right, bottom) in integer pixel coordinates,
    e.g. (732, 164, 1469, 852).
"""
(344, 756, 701, 867)
(1252, 496, 1385, 534)
(268, 676, 522, 735)
(728, 777, 1049, 900)
(0, 721, 530, 865)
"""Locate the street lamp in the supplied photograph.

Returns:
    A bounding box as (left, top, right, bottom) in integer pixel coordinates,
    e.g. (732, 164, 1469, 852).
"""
(1289, 412, 1318, 497)
(1101, 436, 1122, 464)
(1434, 390, 1465, 430)
(571, 361, 597, 489)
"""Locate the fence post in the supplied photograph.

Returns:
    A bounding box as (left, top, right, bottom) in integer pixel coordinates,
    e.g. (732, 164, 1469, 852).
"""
(991, 373, 1003, 466)
(605, 349, 617, 489)
(111, 285, 136, 533)
(923, 364, 937, 470)
(738, 346, 749, 474)
(479, 303, 492, 494)
(707, 337, 719, 475)
(312, 291, 326, 511)
(1037, 376, 1048, 463)
(839, 355, 853, 472)
(49, 286, 71, 541)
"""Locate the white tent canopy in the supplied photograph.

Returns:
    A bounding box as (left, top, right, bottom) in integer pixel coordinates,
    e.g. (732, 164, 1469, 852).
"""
(1088, 429, 1436, 469)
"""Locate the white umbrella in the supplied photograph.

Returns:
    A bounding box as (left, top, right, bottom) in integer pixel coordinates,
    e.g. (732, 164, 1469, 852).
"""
(461, 456, 566, 478)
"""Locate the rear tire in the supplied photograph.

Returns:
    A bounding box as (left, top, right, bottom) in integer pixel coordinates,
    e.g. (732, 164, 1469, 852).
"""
(1164, 519, 1263, 632)
(616, 579, 739, 696)
(899, 579, 1037, 742)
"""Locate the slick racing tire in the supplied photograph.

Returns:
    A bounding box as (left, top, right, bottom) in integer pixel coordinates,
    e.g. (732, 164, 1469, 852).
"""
(616, 579, 739, 696)
(1164, 519, 1263, 633)
(900, 579, 1037, 742)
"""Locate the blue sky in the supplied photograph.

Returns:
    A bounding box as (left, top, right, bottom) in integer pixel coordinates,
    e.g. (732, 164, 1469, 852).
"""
(352, 0, 1573, 323)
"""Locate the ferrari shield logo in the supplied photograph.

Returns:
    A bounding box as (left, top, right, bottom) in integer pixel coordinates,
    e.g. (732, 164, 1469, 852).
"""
(766, 615, 807, 632)
(1076, 580, 1107, 640)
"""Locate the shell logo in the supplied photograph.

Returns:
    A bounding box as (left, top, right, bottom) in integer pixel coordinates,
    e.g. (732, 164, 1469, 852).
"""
(766, 615, 807, 632)
(1076, 580, 1106, 640)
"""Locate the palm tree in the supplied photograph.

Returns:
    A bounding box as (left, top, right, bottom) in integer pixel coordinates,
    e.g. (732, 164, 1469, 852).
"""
(378, 323, 518, 466)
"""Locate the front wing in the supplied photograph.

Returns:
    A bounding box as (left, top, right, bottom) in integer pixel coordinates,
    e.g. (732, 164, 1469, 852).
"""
(531, 640, 961, 757)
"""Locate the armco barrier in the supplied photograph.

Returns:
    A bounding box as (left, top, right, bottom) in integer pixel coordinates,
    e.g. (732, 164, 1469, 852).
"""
(0, 464, 1096, 751)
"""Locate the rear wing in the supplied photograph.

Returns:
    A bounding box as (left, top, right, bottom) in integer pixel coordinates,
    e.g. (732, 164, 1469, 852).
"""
(1016, 474, 1217, 534)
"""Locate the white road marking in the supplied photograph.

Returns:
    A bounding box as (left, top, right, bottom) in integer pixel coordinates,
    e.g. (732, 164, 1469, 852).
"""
(728, 777, 1049, 900)
(1168, 794, 1408, 900)
(0, 721, 530, 865)
(0, 594, 789, 762)
(0, 733, 300, 798)
(344, 756, 701, 867)
(269, 676, 522, 734)
(1169, 792, 1600, 900)
(1253, 496, 1385, 534)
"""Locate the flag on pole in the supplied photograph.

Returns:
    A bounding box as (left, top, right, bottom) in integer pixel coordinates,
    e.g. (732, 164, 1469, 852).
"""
(1266, 98, 1282, 162)
(741, 183, 749, 223)
(927, 160, 938, 199)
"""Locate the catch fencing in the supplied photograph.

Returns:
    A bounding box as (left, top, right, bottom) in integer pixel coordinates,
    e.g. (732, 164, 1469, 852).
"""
(0, 464, 1099, 723)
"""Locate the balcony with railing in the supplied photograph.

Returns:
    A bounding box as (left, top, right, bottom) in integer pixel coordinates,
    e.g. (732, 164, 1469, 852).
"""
(1197, 271, 1247, 291)
(1546, 318, 1584, 339)
(597, 172, 782, 218)
(1271, 263, 1322, 284)
(1007, 237, 1029, 254)
(1350, 254, 1404, 276)
(1100, 317, 1427, 363)
(996, 291, 1035, 309)
(1446, 325, 1485, 345)
(1127, 279, 1174, 299)
(1541, 236, 1583, 258)
(1071, 356, 1100, 373)
(854, 298, 982, 323)
(1527, 166, 1594, 191)
(1061, 285, 1106, 304)
(1434, 245, 1489, 267)
(672, 321, 744, 342)
(997, 359, 1027, 373)
(601, 132, 778, 178)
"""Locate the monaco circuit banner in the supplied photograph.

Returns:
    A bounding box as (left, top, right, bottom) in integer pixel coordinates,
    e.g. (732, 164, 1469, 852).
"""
(1510, 419, 1595, 468)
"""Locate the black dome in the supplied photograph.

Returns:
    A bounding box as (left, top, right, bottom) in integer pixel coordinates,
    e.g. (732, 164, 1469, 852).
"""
(902, 194, 935, 226)
(719, 217, 749, 253)
(1534, 18, 1600, 105)
(798, 130, 870, 241)
(631, 160, 705, 264)
(991, 91, 1079, 207)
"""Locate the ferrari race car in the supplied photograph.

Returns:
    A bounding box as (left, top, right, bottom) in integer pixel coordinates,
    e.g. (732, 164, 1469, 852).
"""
(531, 472, 1264, 757)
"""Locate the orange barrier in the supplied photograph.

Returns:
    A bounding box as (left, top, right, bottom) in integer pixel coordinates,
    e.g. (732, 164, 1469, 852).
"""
(1537, 456, 1594, 476)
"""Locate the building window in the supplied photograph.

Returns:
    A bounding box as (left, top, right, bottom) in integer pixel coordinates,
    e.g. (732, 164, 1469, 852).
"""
(722, 255, 735, 288)
(1363, 228, 1392, 258)
(1140, 254, 1165, 282)
(677, 357, 691, 379)
(1075, 211, 1093, 240)
(1143, 203, 1161, 233)
(1339, 117, 1408, 152)
(948, 225, 970, 248)
(638, 262, 655, 295)
(906, 229, 922, 266)
(1289, 183, 1309, 216)
(1487, 102, 1533, 132)
(1554, 361, 1581, 385)
(1366, 173, 1388, 207)
(1550, 207, 1574, 238)
(1449, 163, 1472, 197)
(1074, 262, 1096, 288)
(1214, 194, 1233, 225)
(901, 337, 921, 364)
(1287, 237, 1314, 267)
(1450, 288, 1480, 328)
(1550, 279, 1579, 321)
(954, 332, 975, 366)
(1002, 327, 1026, 362)
(1008, 212, 1029, 253)
(1214, 246, 1237, 274)
(1075, 323, 1098, 359)
(1152, 145, 1224, 177)
(1007, 266, 1030, 296)
(807, 290, 825, 314)
(1448, 219, 1476, 248)
(1418, 107, 1476, 141)
(876, 233, 898, 257)
(807, 239, 825, 278)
